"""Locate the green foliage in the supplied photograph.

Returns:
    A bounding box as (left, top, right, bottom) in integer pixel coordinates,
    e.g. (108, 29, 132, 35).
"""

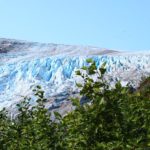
(0, 59, 150, 149)
(138, 76, 150, 98)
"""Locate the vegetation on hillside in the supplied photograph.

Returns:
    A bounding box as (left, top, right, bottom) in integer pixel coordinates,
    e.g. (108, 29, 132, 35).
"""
(138, 76, 150, 98)
(0, 59, 150, 149)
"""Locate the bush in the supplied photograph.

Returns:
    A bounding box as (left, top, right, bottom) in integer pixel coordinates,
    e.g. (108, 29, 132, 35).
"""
(138, 76, 150, 98)
(0, 59, 150, 149)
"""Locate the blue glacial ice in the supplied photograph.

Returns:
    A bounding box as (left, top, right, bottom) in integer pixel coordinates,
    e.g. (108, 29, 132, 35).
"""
(0, 38, 150, 109)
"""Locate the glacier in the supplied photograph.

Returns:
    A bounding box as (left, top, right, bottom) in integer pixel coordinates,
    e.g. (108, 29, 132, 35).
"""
(0, 38, 150, 112)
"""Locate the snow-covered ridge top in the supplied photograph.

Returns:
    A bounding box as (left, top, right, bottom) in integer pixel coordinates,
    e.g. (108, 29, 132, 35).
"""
(1, 38, 150, 60)
(0, 38, 118, 54)
(0, 38, 121, 65)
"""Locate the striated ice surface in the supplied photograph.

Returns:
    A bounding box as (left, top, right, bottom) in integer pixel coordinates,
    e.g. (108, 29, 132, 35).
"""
(0, 38, 150, 110)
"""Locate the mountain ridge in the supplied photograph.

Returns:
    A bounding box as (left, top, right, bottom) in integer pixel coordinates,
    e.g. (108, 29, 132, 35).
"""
(0, 38, 150, 113)
(0, 38, 118, 55)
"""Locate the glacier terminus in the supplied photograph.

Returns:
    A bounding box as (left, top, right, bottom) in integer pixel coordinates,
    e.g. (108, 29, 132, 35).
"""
(0, 38, 150, 112)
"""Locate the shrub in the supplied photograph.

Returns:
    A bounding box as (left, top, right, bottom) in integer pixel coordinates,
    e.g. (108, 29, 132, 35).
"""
(0, 59, 150, 149)
(138, 76, 150, 98)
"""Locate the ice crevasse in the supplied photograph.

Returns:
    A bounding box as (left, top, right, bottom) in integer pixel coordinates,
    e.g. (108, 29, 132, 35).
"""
(0, 55, 150, 109)
(0, 39, 150, 109)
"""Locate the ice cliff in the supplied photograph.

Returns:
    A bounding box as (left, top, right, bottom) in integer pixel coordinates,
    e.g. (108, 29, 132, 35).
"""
(0, 38, 150, 110)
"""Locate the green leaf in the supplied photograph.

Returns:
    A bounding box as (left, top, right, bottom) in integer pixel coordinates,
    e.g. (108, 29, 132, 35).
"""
(76, 70, 81, 75)
(99, 68, 106, 75)
(86, 58, 93, 63)
(93, 87, 100, 93)
(71, 98, 80, 107)
(54, 111, 62, 120)
(81, 66, 88, 70)
(76, 83, 83, 88)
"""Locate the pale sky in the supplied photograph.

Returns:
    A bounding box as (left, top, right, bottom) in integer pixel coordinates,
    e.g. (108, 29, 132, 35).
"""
(0, 0, 150, 51)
